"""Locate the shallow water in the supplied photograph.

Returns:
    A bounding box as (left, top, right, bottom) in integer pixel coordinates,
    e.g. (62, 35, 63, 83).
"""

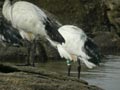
(38, 55, 120, 90)
(81, 55, 120, 90)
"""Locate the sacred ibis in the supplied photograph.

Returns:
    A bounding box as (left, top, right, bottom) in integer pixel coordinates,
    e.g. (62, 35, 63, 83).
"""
(47, 25, 101, 78)
(2, 0, 64, 66)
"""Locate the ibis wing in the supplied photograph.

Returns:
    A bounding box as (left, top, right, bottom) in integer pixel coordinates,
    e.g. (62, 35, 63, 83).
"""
(84, 38, 101, 65)
(0, 19, 23, 46)
(44, 18, 65, 44)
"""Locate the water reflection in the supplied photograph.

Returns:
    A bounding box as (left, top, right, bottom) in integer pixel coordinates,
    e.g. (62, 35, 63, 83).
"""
(81, 55, 120, 90)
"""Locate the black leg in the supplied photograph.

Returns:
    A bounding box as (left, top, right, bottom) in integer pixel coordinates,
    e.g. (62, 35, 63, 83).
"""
(35, 38, 48, 63)
(16, 40, 31, 66)
(77, 59, 81, 79)
(19, 39, 36, 67)
(30, 40, 36, 67)
(66, 60, 72, 77)
(26, 43, 31, 66)
(68, 65, 71, 76)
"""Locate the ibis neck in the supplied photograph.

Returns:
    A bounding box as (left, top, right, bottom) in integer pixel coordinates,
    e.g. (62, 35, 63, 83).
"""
(4, 0, 11, 6)
(3, 0, 12, 21)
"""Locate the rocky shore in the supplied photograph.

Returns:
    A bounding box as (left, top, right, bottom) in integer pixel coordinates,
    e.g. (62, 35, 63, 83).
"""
(0, 63, 103, 90)
(0, 0, 120, 90)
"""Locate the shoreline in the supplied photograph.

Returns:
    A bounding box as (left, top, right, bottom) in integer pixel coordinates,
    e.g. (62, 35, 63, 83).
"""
(0, 63, 103, 90)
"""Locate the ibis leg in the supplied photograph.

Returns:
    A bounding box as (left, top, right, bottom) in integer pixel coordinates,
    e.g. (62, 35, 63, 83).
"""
(30, 40, 36, 67)
(67, 59, 72, 76)
(16, 40, 31, 66)
(26, 43, 31, 66)
(77, 59, 81, 79)
(68, 65, 71, 76)
(36, 40, 48, 63)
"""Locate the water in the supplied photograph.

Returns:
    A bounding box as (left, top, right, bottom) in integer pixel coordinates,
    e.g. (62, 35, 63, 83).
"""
(38, 55, 120, 90)
(81, 55, 120, 90)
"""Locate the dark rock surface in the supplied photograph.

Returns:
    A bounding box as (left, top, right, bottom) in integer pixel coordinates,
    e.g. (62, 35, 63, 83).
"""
(0, 63, 103, 90)
(93, 31, 120, 54)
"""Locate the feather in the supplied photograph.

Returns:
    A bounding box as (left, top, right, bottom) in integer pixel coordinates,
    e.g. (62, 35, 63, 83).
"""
(44, 17, 65, 44)
(79, 57, 96, 69)
(57, 44, 72, 60)
(0, 18, 23, 46)
(84, 38, 101, 65)
(58, 25, 101, 68)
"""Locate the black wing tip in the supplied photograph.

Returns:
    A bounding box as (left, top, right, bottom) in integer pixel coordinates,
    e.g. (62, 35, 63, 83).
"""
(44, 17, 65, 43)
(88, 55, 101, 66)
(85, 38, 101, 65)
(0, 19, 23, 46)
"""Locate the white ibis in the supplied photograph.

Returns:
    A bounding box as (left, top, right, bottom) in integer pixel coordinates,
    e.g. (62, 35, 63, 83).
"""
(47, 25, 101, 78)
(2, 0, 64, 66)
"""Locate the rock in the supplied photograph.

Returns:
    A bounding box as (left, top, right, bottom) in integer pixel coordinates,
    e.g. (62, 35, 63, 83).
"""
(0, 42, 60, 62)
(28, 0, 106, 32)
(0, 45, 27, 61)
(0, 63, 103, 90)
(104, 0, 120, 34)
(93, 31, 120, 54)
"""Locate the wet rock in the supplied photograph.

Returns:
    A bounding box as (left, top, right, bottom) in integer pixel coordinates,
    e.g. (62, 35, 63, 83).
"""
(0, 63, 103, 90)
(0, 42, 60, 62)
(104, 0, 120, 35)
(28, 0, 105, 32)
(93, 31, 120, 54)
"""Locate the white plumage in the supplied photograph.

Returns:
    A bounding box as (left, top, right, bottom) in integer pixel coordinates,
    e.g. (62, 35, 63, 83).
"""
(48, 25, 101, 78)
(48, 25, 99, 69)
(2, 0, 64, 66)
(3, 0, 64, 43)
(59, 25, 93, 67)
(58, 25, 88, 60)
(3, 0, 47, 41)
